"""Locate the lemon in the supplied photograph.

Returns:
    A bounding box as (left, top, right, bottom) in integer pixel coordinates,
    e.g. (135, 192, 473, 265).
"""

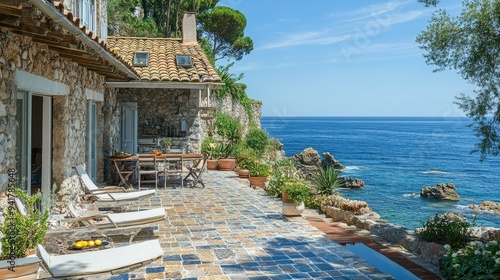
(94, 239, 103, 246)
(81, 240, 88, 247)
(72, 241, 84, 249)
(87, 240, 95, 247)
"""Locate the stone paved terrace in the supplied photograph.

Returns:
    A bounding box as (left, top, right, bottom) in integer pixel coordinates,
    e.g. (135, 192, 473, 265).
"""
(41, 171, 395, 280)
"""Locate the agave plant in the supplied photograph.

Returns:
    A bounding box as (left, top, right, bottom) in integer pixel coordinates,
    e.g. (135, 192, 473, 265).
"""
(312, 167, 344, 196)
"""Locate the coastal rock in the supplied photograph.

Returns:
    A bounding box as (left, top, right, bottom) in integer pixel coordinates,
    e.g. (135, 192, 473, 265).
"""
(342, 178, 364, 189)
(469, 201, 500, 214)
(321, 152, 345, 170)
(292, 148, 322, 179)
(419, 183, 460, 201)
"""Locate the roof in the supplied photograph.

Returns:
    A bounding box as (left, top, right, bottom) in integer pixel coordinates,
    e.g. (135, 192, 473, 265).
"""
(0, 0, 138, 80)
(107, 37, 222, 83)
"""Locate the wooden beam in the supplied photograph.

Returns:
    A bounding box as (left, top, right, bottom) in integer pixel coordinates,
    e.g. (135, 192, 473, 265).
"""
(0, 3, 22, 18)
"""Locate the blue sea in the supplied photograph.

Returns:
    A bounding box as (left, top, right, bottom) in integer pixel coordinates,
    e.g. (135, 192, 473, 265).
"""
(261, 116, 500, 230)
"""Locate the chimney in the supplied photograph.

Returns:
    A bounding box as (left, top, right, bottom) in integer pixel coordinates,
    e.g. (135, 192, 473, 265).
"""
(182, 12, 197, 45)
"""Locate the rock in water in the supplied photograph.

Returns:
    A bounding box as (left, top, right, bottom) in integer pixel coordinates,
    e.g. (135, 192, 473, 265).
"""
(322, 152, 345, 170)
(419, 183, 460, 201)
(469, 201, 500, 214)
(342, 178, 364, 189)
(292, 148, 321, 179)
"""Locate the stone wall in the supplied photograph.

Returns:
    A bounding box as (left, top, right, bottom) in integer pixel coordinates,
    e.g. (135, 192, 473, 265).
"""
(323, 206, 445, 265)
(0, 28, 108, 212)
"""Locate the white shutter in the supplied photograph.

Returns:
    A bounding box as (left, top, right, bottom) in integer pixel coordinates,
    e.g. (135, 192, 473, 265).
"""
(80, 0, 95, 33)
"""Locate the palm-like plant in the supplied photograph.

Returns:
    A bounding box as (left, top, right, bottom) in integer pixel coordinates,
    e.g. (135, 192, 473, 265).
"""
(312, 167, 344, 196)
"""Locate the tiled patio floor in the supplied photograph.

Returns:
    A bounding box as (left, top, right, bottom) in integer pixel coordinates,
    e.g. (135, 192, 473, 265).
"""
(41, 171, 432, 279)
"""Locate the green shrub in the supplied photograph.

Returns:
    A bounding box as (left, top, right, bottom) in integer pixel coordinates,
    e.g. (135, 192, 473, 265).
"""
(248, 161, 271, 177)
(201, 137, 220, 159)
(311, 167, 344, 196)
(245, 128, 268, 154)
(281, 182, 312, 205)
(215, 113, 241, 143)
(416, 212, 473, 248)
(266, 159, 302, 197)
(440, 240, 500, 279)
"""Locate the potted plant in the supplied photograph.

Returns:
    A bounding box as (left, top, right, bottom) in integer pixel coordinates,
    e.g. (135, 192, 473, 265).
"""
(214, 114, 241, 171)
(248, 161, 271, 189)
(0, 187, 49, 279)
(201, 137, 219, 170)
(280, 182, 310, 216)
(162, 140, 172, 154)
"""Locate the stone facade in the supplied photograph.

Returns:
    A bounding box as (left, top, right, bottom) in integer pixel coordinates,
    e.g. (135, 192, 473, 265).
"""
(212, 94, 262, 134)
(0, 28, 108, 212)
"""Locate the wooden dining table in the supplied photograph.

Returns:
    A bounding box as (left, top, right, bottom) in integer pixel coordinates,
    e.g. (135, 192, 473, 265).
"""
(109, 153, 204, 188)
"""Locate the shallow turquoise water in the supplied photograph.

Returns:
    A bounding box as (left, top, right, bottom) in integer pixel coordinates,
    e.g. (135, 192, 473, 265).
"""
(262, 116, 500, 229)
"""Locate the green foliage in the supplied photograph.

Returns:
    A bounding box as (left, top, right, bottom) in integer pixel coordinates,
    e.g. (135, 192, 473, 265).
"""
(245, 128, 269, 154)
(201, 137, 220, 159)
(198, 6, 254, 61)
(440, 240, 500, 279)
(215, 113, 241, 143)
(416, 212, 473, 248)
(281, 182, 311, 205)
(418, 0, 440, 7)
(312, 167, 344, 196)
(235, 144, 256, 169)
(162, 140, 172, 147)
(416, 0, 500, 160)
(248, 161, 271, 177)
(0, 188, 49, 259)
(266, 159, 303, 197)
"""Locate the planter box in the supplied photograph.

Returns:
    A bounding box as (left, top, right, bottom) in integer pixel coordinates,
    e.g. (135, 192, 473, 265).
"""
(249, 176, 268, 189)
(218, 158, 236, 171)
(0, 257, 40, 280)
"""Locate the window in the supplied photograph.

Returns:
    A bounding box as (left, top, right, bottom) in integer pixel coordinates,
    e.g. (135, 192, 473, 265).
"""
(79, 0, 95, 33)
(133, 52, 149, 66)
(175, 54, 193, 67)
(99, 18, 107, 41)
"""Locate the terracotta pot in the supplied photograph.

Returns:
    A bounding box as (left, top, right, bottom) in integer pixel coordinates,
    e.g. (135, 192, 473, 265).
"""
(234, 166, 241, 174)
(0, 257, 40, 280)
(218, 158, 236, 171)
(281, 192, 294, 204)
(249, 176, 268, 189)
(207, 159, 218, 170)
(239, 169, 250, 178)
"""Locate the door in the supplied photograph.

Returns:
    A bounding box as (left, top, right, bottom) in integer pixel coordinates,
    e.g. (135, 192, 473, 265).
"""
(121, 103, 137, 155)
(16, 92, 52, 195)
(86, 101, 97, 181)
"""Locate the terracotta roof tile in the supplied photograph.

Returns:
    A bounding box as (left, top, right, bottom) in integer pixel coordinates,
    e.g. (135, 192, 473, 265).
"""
(106, 37, 222, 83)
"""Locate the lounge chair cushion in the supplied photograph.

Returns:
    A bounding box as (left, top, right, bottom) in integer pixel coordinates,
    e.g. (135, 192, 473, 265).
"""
(38, 239, 163, 278)
(107, 207, 166, 226)
(94, 190, 156, 202)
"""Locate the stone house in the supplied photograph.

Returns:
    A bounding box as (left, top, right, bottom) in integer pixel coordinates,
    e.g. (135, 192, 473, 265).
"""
(0, 0, 225, 206)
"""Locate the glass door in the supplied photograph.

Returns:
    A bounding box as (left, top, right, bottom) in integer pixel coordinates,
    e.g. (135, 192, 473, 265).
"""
(87, 101, 97, 181)
(16, 92, 31, 191)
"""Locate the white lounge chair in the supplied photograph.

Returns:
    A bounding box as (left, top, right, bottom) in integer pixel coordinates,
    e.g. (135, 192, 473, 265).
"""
(37, 239, 163, 279)
(76, 164, 156, 204)
(66, 203, 165, 242)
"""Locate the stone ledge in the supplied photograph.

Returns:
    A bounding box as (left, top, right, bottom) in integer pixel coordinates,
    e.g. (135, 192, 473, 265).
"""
(323, 206, 444, 265)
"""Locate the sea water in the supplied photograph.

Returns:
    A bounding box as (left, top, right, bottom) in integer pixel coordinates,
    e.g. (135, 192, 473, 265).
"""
(261, 116, 500, 229)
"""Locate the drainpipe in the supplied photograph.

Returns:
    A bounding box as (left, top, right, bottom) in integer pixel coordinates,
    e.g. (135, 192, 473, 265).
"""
(29, 0, 139, 80)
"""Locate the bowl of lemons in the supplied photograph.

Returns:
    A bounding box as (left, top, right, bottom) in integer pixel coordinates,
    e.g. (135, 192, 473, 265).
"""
(71, 239, 108, 250)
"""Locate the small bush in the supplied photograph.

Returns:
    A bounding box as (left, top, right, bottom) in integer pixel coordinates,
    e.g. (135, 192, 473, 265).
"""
(440, 240, 500, 279)
(245, 128, 268, 154)
(266, 159, 302, 197)
(312, 167, 344, 196)
(416, 212, 473, 248)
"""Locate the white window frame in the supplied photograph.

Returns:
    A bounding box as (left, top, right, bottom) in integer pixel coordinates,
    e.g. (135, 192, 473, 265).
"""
(79, 0, 96, 34)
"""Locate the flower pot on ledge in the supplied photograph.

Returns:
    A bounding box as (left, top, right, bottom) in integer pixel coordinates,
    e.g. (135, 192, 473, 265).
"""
(239, 169, 250, 178)
(281, 192, 305, 216)
(249, 176, 268, 189)
(207, 159, 218, 170)
(218, 158, 236, 171)
(0, 257, 40, 280)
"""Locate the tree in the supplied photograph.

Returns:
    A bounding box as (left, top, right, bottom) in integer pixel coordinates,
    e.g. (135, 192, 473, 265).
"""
(198, 6, 254, 62)
(416, 0, 500, 160)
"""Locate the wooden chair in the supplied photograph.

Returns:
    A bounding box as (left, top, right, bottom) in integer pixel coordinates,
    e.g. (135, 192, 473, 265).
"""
(161, 156, 183, 189)
(184, 154, 208, 188)
(137, 154, 158, 190)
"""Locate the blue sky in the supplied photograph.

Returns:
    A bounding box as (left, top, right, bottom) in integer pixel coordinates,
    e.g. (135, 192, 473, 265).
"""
(217, 0, 476, 117)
